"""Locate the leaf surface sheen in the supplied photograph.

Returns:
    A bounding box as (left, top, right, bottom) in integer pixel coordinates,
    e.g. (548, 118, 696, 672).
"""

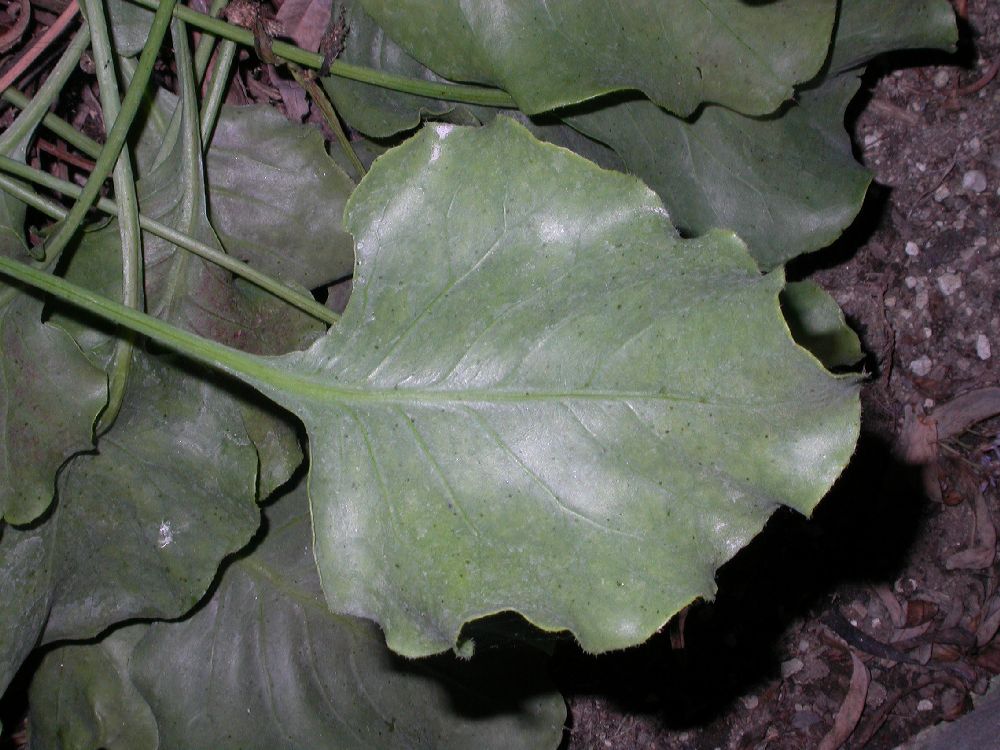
(357, 0, 836, 116)
(248, 118, 861, 657)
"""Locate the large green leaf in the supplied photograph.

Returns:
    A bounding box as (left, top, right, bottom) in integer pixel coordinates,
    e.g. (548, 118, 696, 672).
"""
(564, 0, 956, 268)
(216, 117, 861, 657)
(28, 481, 565, 749)
(357, 0, 836, 116)
(205, 105, 356, 290)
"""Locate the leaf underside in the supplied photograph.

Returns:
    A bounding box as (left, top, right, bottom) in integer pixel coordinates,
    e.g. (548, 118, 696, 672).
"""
(242, 118, 860, 657)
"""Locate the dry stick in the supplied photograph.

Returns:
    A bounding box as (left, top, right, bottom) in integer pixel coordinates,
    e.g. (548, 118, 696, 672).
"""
(0, 0, 79, 93)
(36, 138, 96, 171)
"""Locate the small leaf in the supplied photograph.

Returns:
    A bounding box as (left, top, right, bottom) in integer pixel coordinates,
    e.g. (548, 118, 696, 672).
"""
(239, 118, 860, 656)
(358, 0, 836, 116)
(781, 281, 863, 370)
(28, 481, 566, 750)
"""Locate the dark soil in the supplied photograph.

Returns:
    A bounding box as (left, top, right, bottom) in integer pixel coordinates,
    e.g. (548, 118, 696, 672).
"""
(559, 1, 1000, 747)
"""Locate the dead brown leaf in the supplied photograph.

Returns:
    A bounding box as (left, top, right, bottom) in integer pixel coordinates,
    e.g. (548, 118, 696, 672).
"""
(818, 652, 870, 750)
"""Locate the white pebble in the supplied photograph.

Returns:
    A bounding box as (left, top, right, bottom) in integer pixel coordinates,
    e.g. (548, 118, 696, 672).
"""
(910, 356, 932, 376)
(905, 276, 919, 289)
(934, 185, 951, 202)
(743, 695, 759, 710)
(905, 241, 920, 256)
(917, 698, 934, 712)
(977, 334, 992, 360)
(781, 658, 804, 679)
(937, 273, 962, 296)
(962, 169, 988, 193)
(933, 70, 951, 88)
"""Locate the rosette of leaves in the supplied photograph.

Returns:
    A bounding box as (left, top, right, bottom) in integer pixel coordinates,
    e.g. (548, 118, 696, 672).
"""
(1, 117, 863, 662)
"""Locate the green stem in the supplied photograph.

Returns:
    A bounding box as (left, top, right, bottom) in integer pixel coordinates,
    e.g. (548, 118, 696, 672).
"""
(0, 160, 339, 325)
(123, 0, 515, 107)
(200, 39, 236, 145)
(39, 0, 179, 262)
(288, 63, 365, 180)
(0, 254, 285, 394)
(81, 0, 143, 434)
(193, 0, 229, 81)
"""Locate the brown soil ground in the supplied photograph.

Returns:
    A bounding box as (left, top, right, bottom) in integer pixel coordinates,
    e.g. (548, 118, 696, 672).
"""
(559, 1, 1000, 748)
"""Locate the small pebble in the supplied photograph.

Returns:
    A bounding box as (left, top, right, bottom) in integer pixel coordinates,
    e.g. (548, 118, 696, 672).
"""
(968, 137, 981, 154)
(864, 133, 879, 147)
(934, 185, 951, 202)
(916, 289, 929, 309)
(962, 169, 988, 193)
(937, 273, 962, 296)
(910, 356, 932, 376)
(742, 695, 759, 710)
(905, 241, 920, 256)
(977, 334, 992, 360)
(905, 276, 919, 289)
(933, 69, 951, 88)
(917, 698, 934, 712)
(781, 658, 804, 679)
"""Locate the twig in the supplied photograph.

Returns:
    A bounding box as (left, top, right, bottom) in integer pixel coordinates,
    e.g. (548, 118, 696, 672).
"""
(36, 138, 96, 170)
(957, 58, 1000, 97)
(0, 0, 79, 93)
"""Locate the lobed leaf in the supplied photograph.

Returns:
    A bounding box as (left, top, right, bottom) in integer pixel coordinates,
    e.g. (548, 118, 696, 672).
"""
(237, 118, 861, 657)
(357, 0, 836, 116)
(28, 481, 566, 750)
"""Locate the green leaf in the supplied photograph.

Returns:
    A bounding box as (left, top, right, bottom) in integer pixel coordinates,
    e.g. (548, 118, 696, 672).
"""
(234, 117, 859, 657)
(564, 0, 957, 268)
(566, 78, 871, 269)
(28, 481, 566, 750)
(357, 0, 836, 116)
(0, 294, 108, 525)
(0, 103, 107, 525)
(204, 104, 356, 289)
(829, 0, 957, 73)
(321, 2, 455, 138)
(781, 281, 864, 370)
